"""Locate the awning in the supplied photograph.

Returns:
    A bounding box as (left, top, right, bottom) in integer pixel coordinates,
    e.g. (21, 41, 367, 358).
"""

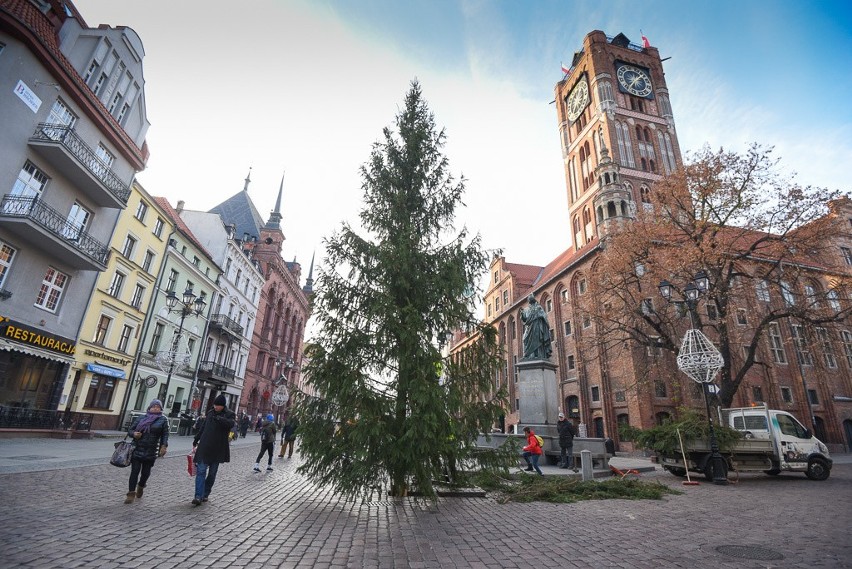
(86, 362, 126, 379)
(0, 338, 75, 365)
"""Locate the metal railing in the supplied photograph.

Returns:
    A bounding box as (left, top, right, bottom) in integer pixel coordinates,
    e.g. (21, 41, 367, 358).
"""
(0, 195, 109, 266)
(0, 406, 94, 431)
(210, 313, 245, 337)
(30, 123, 130, 203)
(199, 360, 236, 382)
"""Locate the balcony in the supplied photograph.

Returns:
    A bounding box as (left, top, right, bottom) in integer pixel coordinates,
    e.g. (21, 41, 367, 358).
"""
(28, 124, 131, 207)
(209, 313, 244, 338)
(198, 360, 237, 385)
(0, 195, 109, 270)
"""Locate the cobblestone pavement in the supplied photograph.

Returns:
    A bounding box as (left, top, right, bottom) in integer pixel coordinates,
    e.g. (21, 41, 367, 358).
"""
(0, 443, 850, 568)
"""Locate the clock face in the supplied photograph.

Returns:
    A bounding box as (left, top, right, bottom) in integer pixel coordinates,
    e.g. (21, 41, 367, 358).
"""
(566, 78, 589, 122)
(617, 65, 653, 97)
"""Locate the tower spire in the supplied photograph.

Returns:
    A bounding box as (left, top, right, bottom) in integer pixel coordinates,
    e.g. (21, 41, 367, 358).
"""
(303, 251, 315, 294)
(243, 167, 252, 192)
(266, 171, 284, 229)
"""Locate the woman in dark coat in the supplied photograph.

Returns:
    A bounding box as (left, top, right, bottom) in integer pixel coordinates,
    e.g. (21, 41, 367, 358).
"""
(125, 399, 169, 504)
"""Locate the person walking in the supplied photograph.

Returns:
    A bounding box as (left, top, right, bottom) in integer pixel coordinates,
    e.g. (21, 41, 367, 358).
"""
(278, 413, 299, 458)
(239, 413, 251, 438)
(557, 412, 578, 471)
(521, 426, 544, 476)
(124, 399, 169, 504)
(191, 394, 235, 506)
(254, 415, 263, 432)
(253, 414, 278, 472)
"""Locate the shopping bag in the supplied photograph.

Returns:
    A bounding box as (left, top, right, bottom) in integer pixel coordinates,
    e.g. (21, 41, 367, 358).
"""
(187, 448, 196, 477)
(110, 438, 135, 467)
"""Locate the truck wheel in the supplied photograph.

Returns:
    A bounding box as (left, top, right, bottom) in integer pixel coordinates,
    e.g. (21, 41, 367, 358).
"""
(805, 458, 830, 481)
(764, 469, 781, 476)
(665, 466, 686, 477)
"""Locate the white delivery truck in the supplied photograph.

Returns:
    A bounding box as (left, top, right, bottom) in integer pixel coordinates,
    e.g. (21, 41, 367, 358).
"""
(659, 405, 832, 481)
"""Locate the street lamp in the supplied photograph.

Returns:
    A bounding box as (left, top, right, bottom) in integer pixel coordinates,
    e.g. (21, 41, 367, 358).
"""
(658, 272, 728, 485)
(161, 287, 206, 416)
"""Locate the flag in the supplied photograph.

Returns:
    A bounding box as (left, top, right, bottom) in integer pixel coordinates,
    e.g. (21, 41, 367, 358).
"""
(561, 62, 571, 75)
(641, 33, 650, 48)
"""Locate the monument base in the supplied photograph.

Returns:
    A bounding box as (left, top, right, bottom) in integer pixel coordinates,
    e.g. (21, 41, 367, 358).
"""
(516, 358, 559, 436)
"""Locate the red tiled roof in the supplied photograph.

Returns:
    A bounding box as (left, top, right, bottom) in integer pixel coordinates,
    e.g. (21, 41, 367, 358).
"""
(152, 197, 218, 266)
(0, 0, 149, 168)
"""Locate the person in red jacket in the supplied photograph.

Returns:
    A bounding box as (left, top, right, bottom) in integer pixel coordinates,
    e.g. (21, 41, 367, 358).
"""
(522, 426, 544, 476)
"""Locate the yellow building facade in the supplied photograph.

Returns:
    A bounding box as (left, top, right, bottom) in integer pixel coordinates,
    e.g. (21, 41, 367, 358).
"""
(61, 181, 171, 430)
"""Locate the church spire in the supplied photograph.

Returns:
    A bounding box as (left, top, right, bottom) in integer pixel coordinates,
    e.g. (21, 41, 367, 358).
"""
(303, 251, 315, 294)
(243, 167, 252, 192)
(266, 171, 284, 229)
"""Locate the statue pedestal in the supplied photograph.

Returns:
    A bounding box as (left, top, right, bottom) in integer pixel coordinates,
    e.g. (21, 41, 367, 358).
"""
(516, 359, 559, 437)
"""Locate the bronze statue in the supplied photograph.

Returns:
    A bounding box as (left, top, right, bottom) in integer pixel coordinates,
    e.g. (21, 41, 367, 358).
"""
(521, 294, 552, 360)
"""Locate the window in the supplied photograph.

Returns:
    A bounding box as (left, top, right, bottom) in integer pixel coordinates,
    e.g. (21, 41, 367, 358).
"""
(560, 289, 568, 303)
(509, 317, 516, 340)
(487, 303, 492, 317)
(166, 269, 178, 292)
(736, 309, 747, 326)
(791, 325, 813, 366)
(130, 283, 145, 309)
(567, 355, 575, 369)
(827, 290, 841, 312)
(193, 256, 200, 268)
(545, 299, 553, 313)
(513, 355, 519, 383)
(93, 315, 111, 345)
(807, 389, 819, 405)
(842, 330, 852, 368)
(780, 281, 795, 306)
(495, 295, 500, 311)
(84, 376, 115, 409)
(45, 98, 76, 131)
(768, 322, 787, 364)
(0, 241, 16, 288)
(142, 250, 155, 273)
(117, 324, 133, 353)
(804, 284, 818, 308)
(563, 321, 572, 336)
(591, 386, 600, 402)
(578, 279, 587, 295)
(64, 201, 91, 240)
(11, 161, 49, 199)
(752, 386, 764, 402)
(582, 315, 591, 328)
(776, 413, 809, 438)
(149, 323, 164, 354)
(153, 217, 165, 238)
(503, 290, 509, 305)
(755, 280, 770, 302)
(654, 380, 667, 398)
(841, 247, 852, 266)
(35, 267, 68, 312)
(615, 391, 626, 403)
(781, 386, 793, 404)
(107, 271, 125, 298)
(134, 201, 148, 222)
(816, 328, 837, 368)
(95, 143, 115, 169)
(493, 270, 499, 284)
(121, 235, 136, 259)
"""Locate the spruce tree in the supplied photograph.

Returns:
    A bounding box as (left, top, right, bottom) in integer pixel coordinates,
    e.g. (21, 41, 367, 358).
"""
(295, 81, 508, 498)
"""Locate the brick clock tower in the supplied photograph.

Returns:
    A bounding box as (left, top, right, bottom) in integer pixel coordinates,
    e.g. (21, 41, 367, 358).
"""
(555, 31, 682, 251)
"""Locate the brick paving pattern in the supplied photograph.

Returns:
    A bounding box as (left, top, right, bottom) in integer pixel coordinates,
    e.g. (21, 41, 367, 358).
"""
(0, 444, 850, 568)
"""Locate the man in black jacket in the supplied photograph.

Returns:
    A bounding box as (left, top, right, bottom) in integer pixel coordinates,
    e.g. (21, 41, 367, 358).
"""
(191, 394, 235, 505)
(557, 412, 578, 471)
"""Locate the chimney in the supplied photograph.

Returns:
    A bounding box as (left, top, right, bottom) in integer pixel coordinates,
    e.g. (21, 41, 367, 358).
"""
(176, 200, 185, 213)
(228, 224, 236, 239)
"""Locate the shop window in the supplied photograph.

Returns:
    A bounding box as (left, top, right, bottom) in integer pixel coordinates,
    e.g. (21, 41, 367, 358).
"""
(84, 376, 116, 409)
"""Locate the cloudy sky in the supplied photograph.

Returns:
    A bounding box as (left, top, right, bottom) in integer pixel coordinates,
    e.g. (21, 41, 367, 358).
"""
(75, 0, 852, 276)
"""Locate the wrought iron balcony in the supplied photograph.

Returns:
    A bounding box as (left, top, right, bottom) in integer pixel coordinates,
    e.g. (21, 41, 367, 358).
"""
(209, 313, 245, 338)
(199, 360, 237, 383)
(28, 123, 131, 207)
(0, 195, 109, 270)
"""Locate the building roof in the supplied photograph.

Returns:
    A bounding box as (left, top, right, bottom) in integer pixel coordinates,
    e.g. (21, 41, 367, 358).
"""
(152, 196, 217, 264)
(209, 188, 266, 243)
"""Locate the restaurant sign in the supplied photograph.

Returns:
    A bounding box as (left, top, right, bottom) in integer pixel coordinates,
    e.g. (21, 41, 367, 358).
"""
(0, 315, 76, 356)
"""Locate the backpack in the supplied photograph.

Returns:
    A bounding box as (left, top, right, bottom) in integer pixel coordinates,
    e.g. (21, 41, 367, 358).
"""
(534, 434, 544, 448)
(261, 427, 270, 442)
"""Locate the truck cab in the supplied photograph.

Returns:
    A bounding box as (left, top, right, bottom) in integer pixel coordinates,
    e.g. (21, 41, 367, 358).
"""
(725, 406, 832, 480)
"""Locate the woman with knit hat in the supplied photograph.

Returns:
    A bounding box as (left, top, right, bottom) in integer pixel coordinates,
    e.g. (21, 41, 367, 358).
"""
(124, 399, 169, 504)
(191, 393, 236, 505)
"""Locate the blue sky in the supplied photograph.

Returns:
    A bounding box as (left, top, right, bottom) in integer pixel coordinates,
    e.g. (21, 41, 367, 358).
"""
(74, 0, 852, 273)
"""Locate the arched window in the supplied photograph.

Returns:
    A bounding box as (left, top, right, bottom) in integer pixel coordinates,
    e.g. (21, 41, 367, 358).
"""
(569, 159, 578, 203)
(635, 125, 643, 141)
(573, 216, 582, 250)
(607, 201, 617, 217)
(596, 205, 604, 223)
(640, 185, 651, 208)
(640, 157, 648, 171)
(583, 208, 593, 243)
(566, 395, 580, 418)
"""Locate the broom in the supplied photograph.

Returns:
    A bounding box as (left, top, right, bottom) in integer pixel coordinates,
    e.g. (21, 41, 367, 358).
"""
(676, 428, 700, 486)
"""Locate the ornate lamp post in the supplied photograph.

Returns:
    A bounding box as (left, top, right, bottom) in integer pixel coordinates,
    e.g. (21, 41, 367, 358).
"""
(160, 287, 206, 416)
(659, 271, 729, 485)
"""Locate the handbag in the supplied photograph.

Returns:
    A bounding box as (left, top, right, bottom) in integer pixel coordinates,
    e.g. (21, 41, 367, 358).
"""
(110, 437, 135, 467)
(187, 448, 197, 477)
